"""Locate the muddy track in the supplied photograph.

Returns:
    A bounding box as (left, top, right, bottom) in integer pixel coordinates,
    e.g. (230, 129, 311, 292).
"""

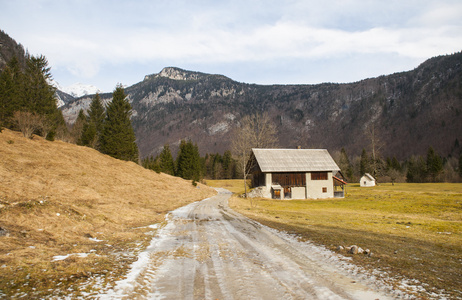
(100, 189, 396, 299)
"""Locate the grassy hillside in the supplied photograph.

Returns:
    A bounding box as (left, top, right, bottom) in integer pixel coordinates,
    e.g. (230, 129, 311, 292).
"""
(222, 181, 462, 299)
(0, 129, 216, 298)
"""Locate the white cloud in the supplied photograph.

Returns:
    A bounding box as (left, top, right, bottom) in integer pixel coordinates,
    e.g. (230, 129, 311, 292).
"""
(1, 0, 461, 91)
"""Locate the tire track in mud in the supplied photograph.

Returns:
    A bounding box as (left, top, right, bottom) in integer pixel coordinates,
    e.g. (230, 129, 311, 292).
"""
(100, 189, 397, 299)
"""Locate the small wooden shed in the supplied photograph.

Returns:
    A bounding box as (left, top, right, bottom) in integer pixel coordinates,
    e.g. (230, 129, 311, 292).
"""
(248, 148, 346, 199)
(360, 173, 376, 187)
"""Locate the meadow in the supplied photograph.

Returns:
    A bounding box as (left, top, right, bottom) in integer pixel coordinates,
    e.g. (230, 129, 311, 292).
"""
(207, 180, 462, 299)
(0, 129, 216, 298)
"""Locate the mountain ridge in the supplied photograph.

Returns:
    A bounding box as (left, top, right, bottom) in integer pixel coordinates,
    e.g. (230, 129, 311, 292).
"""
(1, 29, 459, 161)
(60, 52, 462, 161)
(143, 66, 231, 82)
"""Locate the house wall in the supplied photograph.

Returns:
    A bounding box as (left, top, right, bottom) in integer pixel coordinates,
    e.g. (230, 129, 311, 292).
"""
(265, 173, 272, 189)
(360, 176, 375, 187)
(257, 171, 336, 199)
(263, 173, 272, 198)
(291, 187, 306, 199)
(306, 172, 334, 199)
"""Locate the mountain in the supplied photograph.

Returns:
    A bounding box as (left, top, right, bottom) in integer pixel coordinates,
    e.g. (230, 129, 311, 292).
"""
(0, 30, 77, 108)
(55, 89, 75, 108)
(2, 30, 459, 160)
(0, 30, 27, 70)
(61, 82, 102, 98)
(61, 54, 462, 160)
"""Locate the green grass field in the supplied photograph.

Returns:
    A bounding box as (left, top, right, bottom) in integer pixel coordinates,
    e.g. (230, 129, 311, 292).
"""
(207, 180, 462, 299)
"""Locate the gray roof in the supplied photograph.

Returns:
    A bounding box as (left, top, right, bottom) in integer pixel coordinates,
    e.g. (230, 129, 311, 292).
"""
(362, 173, 375, 181)
(252, 148, 340, 173)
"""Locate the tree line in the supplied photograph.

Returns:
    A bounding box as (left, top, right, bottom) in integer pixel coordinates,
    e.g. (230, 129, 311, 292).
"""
(334, 146, 462, 184)
(72, 85, 139, 163)
(0, 54, 139, 163)
(0, 55, 66, 139)
(142, 142, 240, 182)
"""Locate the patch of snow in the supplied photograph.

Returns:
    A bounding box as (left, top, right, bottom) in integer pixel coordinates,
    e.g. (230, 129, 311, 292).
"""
(89, 237, 103, 242)
(56, 97, 65, 108)
(52, 250, 99, 261)
(62, 83, 102, 98)
(52, 254, 72, 261)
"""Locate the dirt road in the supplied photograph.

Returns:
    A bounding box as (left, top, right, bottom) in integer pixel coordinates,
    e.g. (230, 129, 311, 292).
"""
(101, 189, 396, 299)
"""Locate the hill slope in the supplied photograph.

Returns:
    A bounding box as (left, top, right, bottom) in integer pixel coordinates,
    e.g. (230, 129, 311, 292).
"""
(0, 129, 215, 297)
(61, 53, 462, 160)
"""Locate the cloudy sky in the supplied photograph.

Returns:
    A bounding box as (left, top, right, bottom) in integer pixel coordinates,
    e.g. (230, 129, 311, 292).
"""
(1, 0, 461, 92)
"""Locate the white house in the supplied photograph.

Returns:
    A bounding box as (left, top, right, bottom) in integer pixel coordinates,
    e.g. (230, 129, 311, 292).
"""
(360, 173, 376, 187)
(248, 148, 346, 199)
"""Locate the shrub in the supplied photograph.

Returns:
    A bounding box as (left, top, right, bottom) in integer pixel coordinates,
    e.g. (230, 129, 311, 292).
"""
(13, 111, 42, 139)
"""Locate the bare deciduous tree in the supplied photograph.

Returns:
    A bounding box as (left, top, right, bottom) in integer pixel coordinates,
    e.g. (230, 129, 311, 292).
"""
(13, 111, 42, 139)
(232, 112, 278, 200)
(366, 122, 384, 179)
(38, 116, 53, 139)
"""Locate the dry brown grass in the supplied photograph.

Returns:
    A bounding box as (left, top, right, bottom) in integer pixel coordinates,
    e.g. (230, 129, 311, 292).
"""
(204, 179, 250, 195)
(224, 181, 462, 299)
(0, 129, 216, 297)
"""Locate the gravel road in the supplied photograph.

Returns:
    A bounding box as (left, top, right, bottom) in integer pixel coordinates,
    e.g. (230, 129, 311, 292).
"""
(102, 189, 396, 299)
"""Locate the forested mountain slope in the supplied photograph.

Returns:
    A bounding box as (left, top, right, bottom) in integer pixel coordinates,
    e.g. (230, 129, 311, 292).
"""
(62, 52, 462, 160)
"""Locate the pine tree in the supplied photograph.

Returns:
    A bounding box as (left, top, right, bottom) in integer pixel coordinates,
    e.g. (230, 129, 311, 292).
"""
(142, 155, 160, 172)
(100, 84, 139, 162)
(222, 150, 233, 179)
(176, 140, 201, 180)
(24, 55, 65, 139)
(406, 155, 427, 183)
(0, 54, 65, 138)
(74, 109, 88, 145)
(360, 149, 370, 175)
(0, 56, 24, 129)
(158, 144, 175, 175)
(23, 55, 57, 116)
(391, 156, 401, 171)
(80, 93, 105, 148)
(426, 147, 443, 182)
(338, 148, 353, 180)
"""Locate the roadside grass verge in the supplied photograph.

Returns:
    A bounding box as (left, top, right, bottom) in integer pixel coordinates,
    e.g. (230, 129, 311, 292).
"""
(0, 129, 216, 298)
(207, 180, 462, 299)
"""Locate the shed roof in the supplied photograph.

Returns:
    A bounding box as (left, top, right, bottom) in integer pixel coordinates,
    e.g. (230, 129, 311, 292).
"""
(252, 148, 340, 173)
(362, 173, 375, 181)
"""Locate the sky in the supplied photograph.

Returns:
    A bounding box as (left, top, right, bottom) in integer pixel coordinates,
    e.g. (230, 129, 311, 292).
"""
(1, 0, 461, 93)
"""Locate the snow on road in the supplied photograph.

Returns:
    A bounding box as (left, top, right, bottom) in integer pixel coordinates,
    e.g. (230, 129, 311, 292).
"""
(100, 189, 398, 299)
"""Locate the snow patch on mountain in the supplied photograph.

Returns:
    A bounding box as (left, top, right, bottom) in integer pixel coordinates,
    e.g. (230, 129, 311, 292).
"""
(62, 83, 102, 98)
(50, 80, 102, 99)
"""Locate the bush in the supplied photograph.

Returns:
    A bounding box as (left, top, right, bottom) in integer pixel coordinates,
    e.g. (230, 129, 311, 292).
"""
(13, 111, 42, 139)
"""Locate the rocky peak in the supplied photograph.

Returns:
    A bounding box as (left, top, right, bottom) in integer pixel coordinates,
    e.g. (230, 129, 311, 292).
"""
(144, 67, 205, 81)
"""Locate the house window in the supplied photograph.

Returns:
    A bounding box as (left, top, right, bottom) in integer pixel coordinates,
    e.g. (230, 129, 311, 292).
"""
(322, 187, 327, 193)
(311, 172, 328, 180)
(272, 172, 306, 187)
